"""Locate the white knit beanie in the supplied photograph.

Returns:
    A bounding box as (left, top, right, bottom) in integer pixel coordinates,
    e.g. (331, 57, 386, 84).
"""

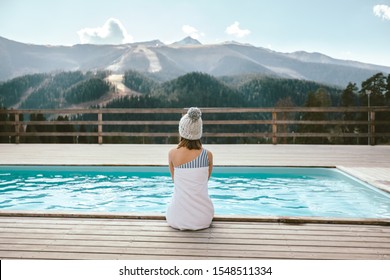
(179, 107, 203, 140)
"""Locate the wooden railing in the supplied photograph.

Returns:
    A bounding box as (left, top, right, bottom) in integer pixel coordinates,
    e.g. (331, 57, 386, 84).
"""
(0, 107, 389, 145)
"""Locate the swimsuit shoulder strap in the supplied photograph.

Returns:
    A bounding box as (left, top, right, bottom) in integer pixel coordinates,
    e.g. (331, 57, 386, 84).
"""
(177, 149, 209, 169)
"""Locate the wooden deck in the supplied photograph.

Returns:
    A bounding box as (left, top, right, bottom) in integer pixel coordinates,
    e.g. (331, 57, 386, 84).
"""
(0, 214, 389, 260)
(0, 144, 390, 259)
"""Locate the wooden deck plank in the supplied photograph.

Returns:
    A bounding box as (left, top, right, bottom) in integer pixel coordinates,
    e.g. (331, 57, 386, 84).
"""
(2, 216, 390, 232)
(2, 225, 389, 241)
(1, 223, 389, 238)
(1, 232, 389, 249)
(1, 243, 388, 259)
(1, 237, 389, 255)
(0, 251, 213, 260)
(1, 230, 388, 244)
(0, 243, 386, 260)
(0, 244, 386, 260)
(1, 217, 390, 233)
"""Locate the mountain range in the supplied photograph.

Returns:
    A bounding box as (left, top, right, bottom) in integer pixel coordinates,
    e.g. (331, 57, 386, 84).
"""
(1, 36, 389, 87)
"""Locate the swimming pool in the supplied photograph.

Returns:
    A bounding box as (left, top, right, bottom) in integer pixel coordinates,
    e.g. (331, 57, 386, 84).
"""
(0, 166, 389, 219)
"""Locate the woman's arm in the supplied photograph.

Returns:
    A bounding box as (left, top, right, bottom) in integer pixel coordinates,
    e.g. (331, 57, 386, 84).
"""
(168, 149, 175, 181)
(207, 150, 213, 180)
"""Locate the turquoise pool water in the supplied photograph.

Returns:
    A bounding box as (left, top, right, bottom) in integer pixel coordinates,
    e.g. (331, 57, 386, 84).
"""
(0, 166, 389, 218)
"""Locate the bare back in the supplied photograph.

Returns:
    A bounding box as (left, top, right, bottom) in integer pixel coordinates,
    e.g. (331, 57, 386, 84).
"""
(168, 147, 213, 180)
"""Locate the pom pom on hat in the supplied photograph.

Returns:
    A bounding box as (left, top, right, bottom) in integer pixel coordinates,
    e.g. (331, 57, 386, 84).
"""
(187, 107, 201, 121)
(179, 107, 203, 140)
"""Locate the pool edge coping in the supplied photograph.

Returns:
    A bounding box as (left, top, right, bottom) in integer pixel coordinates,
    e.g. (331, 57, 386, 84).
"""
(1, 210, 389, 226)
(336, 165, 390, 193)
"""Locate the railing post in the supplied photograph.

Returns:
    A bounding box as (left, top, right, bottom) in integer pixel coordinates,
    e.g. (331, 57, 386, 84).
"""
(14, 113, 20, 144)
(272, 111, 277, 145)
(370, 111, 375, 145)
(98, 112, 103, 144)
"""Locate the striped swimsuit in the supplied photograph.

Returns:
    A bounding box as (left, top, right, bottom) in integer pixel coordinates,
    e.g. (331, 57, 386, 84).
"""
(176, 149, 209, 169)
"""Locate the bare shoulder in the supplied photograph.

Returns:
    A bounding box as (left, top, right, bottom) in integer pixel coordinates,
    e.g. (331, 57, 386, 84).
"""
(168, 147, 178, 158)
(206, 149, 213, 161)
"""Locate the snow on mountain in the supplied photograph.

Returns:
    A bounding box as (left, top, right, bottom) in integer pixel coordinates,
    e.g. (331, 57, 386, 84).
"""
(284, 51, 390, 73)
(1, 36, 389, 87)
(171, 36, 202, 46)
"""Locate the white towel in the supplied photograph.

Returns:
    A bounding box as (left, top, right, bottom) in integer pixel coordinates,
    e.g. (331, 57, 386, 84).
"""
(166, 166, 214, 230)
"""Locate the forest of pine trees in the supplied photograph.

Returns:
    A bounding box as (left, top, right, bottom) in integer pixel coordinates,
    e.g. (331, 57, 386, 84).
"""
(0, 70, 389, 144)
(0, 70, 112, 109)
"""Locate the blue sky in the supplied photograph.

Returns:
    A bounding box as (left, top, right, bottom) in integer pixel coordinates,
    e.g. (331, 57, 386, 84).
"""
(1, 0, 390, 66)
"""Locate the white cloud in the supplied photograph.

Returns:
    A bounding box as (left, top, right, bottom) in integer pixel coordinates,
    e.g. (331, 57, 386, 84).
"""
(373, 4, 390, 20)
(77, 18, 133, 44)
(225, 21, 251, 38)
(182, 25, 204, 39)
